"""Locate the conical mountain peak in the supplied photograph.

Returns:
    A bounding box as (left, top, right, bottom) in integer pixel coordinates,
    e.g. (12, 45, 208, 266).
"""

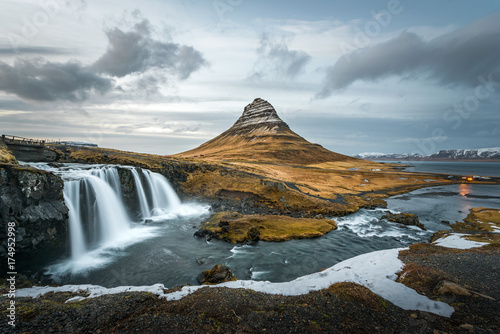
(176, 98, 356, 164)
(230, 98, 289, 133)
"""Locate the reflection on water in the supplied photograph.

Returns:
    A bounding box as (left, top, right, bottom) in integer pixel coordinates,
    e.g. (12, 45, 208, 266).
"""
(459, 183, 471, 197)
(458, 183, 473, 215)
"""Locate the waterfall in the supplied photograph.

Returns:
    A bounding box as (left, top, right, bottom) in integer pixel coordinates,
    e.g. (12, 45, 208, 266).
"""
(131, 168, 151, 218)
(21, 162, 209, 276)
(63, 173, 131, 254)
(55, 165, 184, 260)
(143, 170, 182, 216)
(63, 181, 86, 260)
(90, 167, 123, 197)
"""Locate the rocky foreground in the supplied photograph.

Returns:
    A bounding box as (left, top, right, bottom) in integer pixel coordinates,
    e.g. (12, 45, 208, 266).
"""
(1, 248, 498, 333)
(1, 209, 499, 333)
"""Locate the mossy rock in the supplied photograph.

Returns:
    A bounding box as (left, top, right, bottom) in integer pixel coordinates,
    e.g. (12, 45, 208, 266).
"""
(197, 264, 237, 285)
(196, 212, 337, 243)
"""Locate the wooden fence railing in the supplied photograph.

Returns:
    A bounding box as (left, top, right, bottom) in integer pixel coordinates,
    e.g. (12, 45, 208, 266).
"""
(1, 134, 49, 147)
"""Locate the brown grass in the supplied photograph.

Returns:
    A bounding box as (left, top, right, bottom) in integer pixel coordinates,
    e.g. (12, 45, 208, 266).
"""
(428, 207, 500, 247)
(396, 263, 451, 297)
(451, 207, 500, 232)
(208, 160, 453, 197)
(174, 125, 356, 165)
(180, 168, 355, 215)
(327, 282, 389, 312)
(0, 141, 18, 164)
(36, 145, 497, 219)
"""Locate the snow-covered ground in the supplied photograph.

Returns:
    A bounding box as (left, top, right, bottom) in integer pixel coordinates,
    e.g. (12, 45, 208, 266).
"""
(15, 248, 455, 317)
(15, 230, 492, 318)
(433, 233, 489, 249)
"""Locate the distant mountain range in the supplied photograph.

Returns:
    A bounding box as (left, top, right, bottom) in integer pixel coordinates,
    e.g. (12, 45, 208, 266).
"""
(355, 147, 500, 161)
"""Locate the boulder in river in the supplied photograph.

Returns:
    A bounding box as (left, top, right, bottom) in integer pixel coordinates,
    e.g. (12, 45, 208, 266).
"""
(197, 264, 237, 285)
(381, 213, 426, 230)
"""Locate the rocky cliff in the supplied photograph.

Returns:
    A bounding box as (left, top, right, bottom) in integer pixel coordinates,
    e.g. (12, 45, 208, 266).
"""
(0, 164, 68, 261)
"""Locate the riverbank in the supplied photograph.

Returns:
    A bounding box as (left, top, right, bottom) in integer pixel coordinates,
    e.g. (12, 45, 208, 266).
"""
(2, 208, 498, 333)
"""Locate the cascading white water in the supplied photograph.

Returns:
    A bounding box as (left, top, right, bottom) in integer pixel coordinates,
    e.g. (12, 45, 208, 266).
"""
(29, 164, 186, 262)
(61, 166, 184, 256)
(131, 168, 152, 219)
(62, 172, 131, 258)
(63, 181, 86, 260)
(21, 162, 210, 277)
(143, 170, 182, 216)
(90, 167, 123, 197)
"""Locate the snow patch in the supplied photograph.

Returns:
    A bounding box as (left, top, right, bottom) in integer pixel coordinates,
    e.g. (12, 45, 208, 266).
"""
(433, 233, 489, 249)
(14, 248, 454, 317)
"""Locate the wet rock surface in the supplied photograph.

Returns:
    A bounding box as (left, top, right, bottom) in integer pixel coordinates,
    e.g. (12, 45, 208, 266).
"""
(0, 163, 68, 260)
(197, 264, 237, 285)
(381, 212, 426, 230)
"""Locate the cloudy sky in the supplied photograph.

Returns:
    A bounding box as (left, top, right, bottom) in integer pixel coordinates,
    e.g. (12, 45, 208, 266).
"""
(1, 0, 499, 156)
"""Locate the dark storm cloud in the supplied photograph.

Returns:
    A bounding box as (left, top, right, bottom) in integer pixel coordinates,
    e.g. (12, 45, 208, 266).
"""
(0, 59, 112, 101)
(250, 33, 311, 81)
(92, 19, 207, 79)
(0, 15, 206, 102)
(317, 12, 500, 98)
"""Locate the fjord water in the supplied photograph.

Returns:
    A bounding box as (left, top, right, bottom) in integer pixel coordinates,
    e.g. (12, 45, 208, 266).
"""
(23, 162, 500, 288)
(379, 160, 500, 177)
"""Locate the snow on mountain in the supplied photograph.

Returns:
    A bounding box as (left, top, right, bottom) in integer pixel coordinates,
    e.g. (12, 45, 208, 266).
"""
(355, 152, 423, 160)
(356, 147, 500, 161)
(429, 147, 500, 160)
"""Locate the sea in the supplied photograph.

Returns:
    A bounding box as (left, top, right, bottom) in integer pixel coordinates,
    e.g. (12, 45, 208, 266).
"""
(19, 161, 500, 288)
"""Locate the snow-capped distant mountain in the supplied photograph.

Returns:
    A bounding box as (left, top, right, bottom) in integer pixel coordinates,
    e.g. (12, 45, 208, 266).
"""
(429, 147, 500, 160)
(355, 152, 423, 160)
(356, 147, 500, 161)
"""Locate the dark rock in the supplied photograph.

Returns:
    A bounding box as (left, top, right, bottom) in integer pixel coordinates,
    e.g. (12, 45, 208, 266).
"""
(245, 226, 260, 244)
(197, 264, 237, 285)
(260, 179, 286, 192)
(196, 257, 207, 265)
(117, 167, 141, 218)
(434, 280, 471, 296)
(47, 162, 64, 168)
(381, 213, 426, 230)
(219, 219, 230, 233)
(0, 163, 69, 259)
(194, 229, 213, 241)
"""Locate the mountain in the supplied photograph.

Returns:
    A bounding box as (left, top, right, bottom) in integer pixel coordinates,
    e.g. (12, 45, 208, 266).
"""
(176, 98, 356, 165)
(429, 148, 500, 160)
(355, 152, 424, 160)
(356, 147, 500, 161)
